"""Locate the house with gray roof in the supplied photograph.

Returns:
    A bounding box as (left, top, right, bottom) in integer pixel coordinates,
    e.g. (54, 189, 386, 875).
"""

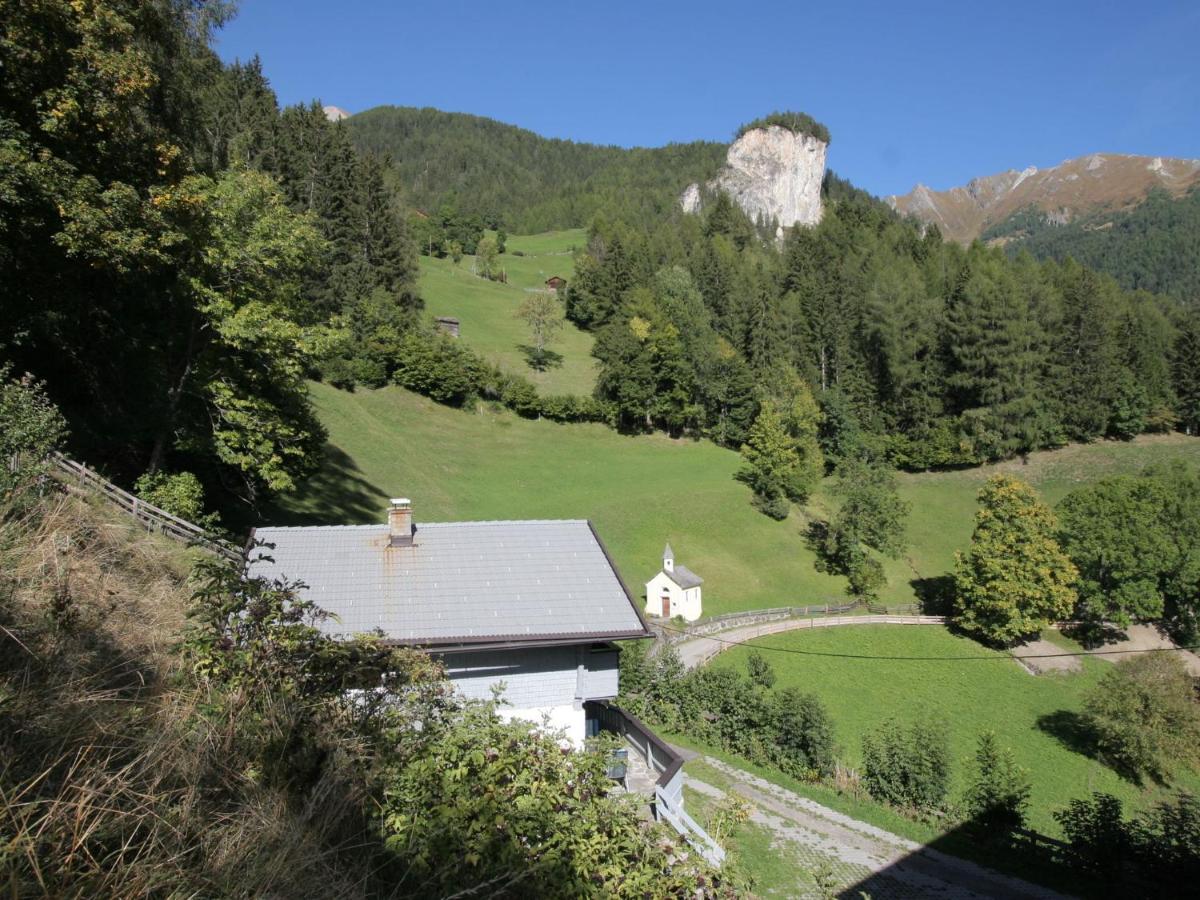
(247, 498, 651, 745)
(644, 543, 704, 621)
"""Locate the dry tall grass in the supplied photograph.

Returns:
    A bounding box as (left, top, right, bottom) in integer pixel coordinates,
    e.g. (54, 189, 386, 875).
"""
(0, 493, 404, 898)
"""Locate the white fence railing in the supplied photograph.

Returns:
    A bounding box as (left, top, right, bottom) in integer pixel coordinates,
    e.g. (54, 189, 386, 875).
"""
(590, 701, 725, 867)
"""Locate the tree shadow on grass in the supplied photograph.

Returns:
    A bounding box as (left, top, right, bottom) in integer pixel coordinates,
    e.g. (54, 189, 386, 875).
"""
(1036, 710, 1098, 759)
(910, 574, 956, 615)
(261, 443, 386, 527)
(1035, 710, 1159, 787)
(517, 345, 563, 372)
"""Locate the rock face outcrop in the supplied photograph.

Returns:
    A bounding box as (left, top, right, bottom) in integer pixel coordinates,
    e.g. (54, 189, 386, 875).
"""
(323, 105, 350, 123)
(681, 126, 827, 237)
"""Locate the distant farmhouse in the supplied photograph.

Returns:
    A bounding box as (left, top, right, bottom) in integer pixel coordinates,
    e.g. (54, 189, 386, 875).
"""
(248, 499, 650, 745)
(645, 543, 703, 621)
(545, 275, 567, 292)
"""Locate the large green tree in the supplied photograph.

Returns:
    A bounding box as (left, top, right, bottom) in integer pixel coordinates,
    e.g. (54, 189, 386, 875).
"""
(1084, 653, 1200, 783)
(954, 475, 1077, 644)
(1057, 476, 1175, 627)
(821, 458, 908, 598)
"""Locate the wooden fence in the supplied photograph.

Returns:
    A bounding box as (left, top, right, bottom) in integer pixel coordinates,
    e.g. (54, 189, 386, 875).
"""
(661, 600, 926, 644)
(47, 452, 243, 563)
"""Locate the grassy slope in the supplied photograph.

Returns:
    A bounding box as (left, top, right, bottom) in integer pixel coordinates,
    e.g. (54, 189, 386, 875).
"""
(273, 383, 849, 617)
(881, 434, 1200, 604)
(706, 625, 1200, 836)
(278, 380, 1200, 615)
(418, 229, 595, 396)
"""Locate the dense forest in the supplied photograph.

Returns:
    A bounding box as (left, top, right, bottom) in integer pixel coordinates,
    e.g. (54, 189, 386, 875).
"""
(346, 105, 729, 233)
(0, 3, 421, 510)
(565, 189, 1200, 471)
(984, 188, 1200, 301)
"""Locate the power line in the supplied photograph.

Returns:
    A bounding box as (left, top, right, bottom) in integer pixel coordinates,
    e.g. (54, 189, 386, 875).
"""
(657, 621, 1200, 663)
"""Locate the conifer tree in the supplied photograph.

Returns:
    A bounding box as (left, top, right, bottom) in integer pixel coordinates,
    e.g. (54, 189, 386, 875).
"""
(954, 475, 1078, 645)
(943, 249, 1050, 458)
(821, 458, 908, 598)
(963, 731, 1031, 836)
(738, 402, 801, 519)
(1174, 310, 1200, 435)
(1051, 261, 1123, 440)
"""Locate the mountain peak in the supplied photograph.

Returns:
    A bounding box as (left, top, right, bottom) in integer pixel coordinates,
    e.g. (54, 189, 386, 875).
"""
(887, 153, 1200, 243)
(323, 105, 350, 122)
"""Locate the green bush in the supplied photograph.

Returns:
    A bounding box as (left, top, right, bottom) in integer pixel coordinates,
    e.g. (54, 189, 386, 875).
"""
(499, 377, 540, 418)
(771, 688, 835, 779)
(134, 471, 214, 527)
(0, 366, 67, 497)
(1055, 790, 1200, 888)
(1055, 793, 1130, 877)
(1084, 653, 1200, 782)
(392, 329, 485, 405)
(746, 650, 775, 689)
(861, 718, 952, 813)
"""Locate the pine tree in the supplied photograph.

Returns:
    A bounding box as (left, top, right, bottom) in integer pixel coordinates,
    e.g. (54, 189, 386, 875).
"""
(1051, 261, 1123, 440)
(963, 731, 1031, 836)
(954, 475, 1078, 645)
(738, 402, 801, 519)
(943, 249, 1050, 458)
(1173, 310, 1200, 435)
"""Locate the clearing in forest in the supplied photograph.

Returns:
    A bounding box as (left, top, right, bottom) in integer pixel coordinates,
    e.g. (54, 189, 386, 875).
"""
(418, 229, 596, 396)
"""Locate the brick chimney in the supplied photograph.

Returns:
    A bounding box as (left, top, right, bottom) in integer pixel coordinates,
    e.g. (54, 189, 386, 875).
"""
(388, 498, 413, 547)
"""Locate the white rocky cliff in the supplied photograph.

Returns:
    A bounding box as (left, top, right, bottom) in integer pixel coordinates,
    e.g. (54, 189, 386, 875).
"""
(681, 125, 827, 237)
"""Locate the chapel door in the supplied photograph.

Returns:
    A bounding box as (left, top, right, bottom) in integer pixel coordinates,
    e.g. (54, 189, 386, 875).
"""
(661, 594, 670, 617)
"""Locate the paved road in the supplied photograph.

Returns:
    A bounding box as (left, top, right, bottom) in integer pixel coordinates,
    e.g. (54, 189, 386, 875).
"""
(688, 756, 1070, 900)
(673, 614, 947, 669)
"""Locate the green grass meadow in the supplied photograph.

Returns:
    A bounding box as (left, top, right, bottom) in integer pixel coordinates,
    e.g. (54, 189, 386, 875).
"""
(276, 378, 1200, 616)
(273, 382, 850, 617)
(418, 229, 595, 396)
(706, 625, 1200, 836)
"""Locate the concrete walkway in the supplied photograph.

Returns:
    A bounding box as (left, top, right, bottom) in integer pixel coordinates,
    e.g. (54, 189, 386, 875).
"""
(689, 756, 1070, 900)
(674, 614, 947, 669)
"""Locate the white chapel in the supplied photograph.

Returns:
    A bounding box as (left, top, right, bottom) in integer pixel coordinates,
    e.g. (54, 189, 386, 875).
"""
(644, 543, 703, 622)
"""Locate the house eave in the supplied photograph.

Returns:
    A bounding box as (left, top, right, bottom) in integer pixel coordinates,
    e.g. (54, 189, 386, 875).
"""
(377, 628, 652, 655)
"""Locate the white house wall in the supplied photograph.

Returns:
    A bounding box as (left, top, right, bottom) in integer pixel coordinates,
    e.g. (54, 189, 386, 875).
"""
(439, 645, 620, 745)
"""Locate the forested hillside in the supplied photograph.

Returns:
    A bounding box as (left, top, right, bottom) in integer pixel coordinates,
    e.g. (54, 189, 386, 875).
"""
(565, 191, 1200, 474)
(345, 106, 729, 232)
(0, 3, 427, 511)
(986, 188, 1200, 301)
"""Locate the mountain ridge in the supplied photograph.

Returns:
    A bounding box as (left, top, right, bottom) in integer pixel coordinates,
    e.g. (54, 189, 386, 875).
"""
(888, 152, 1200, 243)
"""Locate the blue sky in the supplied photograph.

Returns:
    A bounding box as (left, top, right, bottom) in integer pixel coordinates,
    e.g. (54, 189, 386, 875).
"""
(215, 0, 1199, 198)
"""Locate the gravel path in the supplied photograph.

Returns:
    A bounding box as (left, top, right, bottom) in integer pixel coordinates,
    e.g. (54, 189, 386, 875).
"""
(689, 756, 1070, 900)
(674, 615, 947, 669)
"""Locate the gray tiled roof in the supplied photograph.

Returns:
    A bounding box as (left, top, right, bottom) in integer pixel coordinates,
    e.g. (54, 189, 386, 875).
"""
(666, 565, 703, 590)
(247, 520, 649, 646)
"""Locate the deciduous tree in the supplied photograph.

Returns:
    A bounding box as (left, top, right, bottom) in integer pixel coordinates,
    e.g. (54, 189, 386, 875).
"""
(515, 290, 564, 369)
(1084, 653, 1200, 782)
(953, 475, 1077, 644)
